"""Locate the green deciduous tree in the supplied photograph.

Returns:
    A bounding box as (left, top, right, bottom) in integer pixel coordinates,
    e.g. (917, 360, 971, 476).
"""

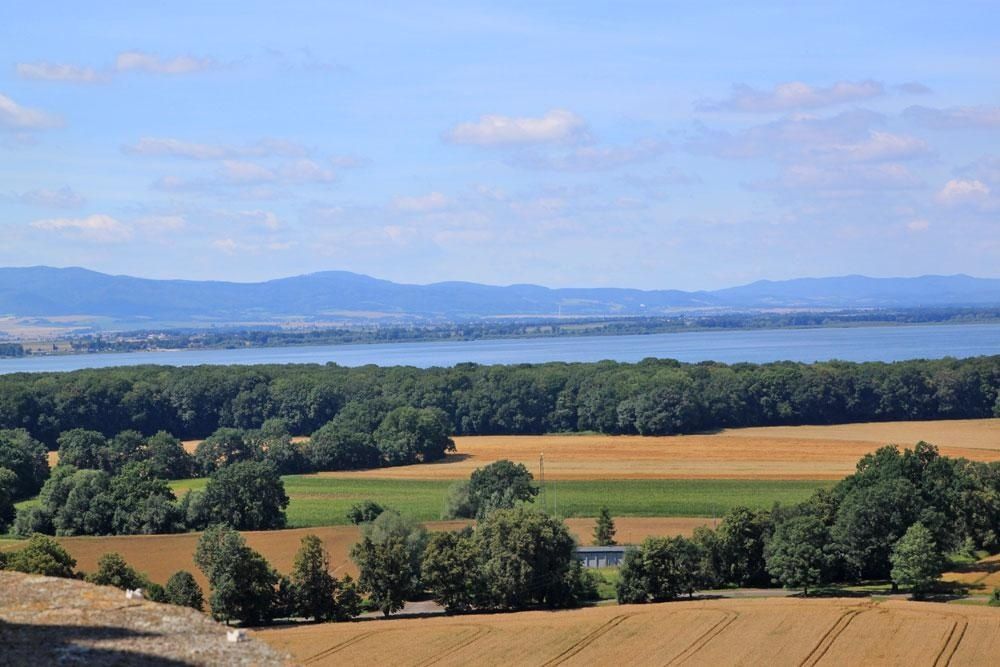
(465, 459, 537, 518)
(291, 534, 338, 621)
(194, 460, 288, 530)
(85, 552, 151, 591)
(890, 522, 944, 599)
(346, 500, 385, 525)
(422, 528, 479, 612)
(474, 507, 579, 609)
(373, 406, 455, 466)
(0, 467, 17, 532)
(0, 428, 49, 499)
(195, 524, 278, 625)
(765, 515, 830, 594)
(165, 570, 204, 610)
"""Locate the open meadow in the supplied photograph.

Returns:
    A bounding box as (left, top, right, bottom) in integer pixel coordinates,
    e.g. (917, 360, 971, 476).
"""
(254, 596, 1000, 666)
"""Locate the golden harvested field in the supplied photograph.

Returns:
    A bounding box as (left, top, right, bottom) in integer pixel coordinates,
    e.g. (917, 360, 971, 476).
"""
(313, 419, 1000, 481)
(1, 517, 708, 591)
(943, 553, 1000, 591)
(254, 597, 1000, 666)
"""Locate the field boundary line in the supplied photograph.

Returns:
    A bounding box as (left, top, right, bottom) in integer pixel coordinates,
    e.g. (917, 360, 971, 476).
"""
(540, 614, 629, 666)
(932, 619, 968, 667)
(798, 608, 866, 667)
(663, 609, 739, 666)
(413, 625, 492, 667)
(302, 630, 378, 664)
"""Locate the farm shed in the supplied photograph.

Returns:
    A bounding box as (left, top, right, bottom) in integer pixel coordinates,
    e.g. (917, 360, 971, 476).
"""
(574, 546, 627, 568)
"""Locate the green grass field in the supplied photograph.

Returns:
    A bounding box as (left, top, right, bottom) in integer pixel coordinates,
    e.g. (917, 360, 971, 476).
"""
(170, 476, 834, 528)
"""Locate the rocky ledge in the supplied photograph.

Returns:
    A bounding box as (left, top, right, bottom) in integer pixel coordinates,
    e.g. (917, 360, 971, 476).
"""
(0, 571, 289, 665)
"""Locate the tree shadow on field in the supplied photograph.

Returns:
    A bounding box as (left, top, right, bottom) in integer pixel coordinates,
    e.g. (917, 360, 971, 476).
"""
(0, 620, 189, 666)
(944, 556, 1000, 592)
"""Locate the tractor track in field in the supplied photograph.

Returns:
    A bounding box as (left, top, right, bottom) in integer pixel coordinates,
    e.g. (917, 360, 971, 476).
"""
(302, 630, 379, 664)
(663, 609, 739, 666)
(412, 625, 493, 667)
(799, 608, 867, 667)
(932, 618, 968, 667)
(541, 614, 630, 666)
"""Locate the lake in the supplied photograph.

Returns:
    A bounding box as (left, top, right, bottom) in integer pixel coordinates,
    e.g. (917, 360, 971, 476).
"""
(1, 323, 998, 374)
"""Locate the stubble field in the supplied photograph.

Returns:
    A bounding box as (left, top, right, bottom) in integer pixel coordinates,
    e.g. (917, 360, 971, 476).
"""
(254, 597, 1000, 666)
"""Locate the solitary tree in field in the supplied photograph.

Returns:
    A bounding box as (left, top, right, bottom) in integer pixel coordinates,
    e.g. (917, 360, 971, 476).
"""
(890, 522, 944, 599)
(764, 515, 829, 595)
(593, 506, 616, 546)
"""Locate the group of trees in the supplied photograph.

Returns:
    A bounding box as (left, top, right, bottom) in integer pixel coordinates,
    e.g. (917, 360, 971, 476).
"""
(618, 443, 1000, 601)
(0, 405, 453, 537)
(193, 525, 360, 625)
(0, 356, 996, 446)
(353, 506, 596, 616)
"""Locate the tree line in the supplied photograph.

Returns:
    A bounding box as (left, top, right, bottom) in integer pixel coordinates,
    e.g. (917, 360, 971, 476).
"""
(1, 356, 997, 447)
(616, 442, 1000, 601)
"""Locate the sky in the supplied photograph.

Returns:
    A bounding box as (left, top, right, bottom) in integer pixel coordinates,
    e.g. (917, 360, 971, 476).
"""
(1, 1, 998, 290)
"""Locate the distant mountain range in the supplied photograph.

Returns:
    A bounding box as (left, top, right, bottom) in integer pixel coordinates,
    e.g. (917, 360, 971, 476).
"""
(2, 266, 1000, 329)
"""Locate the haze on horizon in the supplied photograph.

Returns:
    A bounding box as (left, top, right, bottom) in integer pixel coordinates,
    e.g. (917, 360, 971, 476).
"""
(1, 2, 998, 291)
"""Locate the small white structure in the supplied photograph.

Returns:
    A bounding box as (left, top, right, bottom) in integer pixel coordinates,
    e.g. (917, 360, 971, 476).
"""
(227, 629, 248, 643)
(125, 589, 144, 600)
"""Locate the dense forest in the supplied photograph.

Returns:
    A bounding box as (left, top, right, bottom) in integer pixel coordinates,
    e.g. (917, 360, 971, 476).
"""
(0, 355, 997, 447)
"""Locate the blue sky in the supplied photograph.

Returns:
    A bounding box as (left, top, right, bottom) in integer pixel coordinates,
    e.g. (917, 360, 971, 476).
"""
(1, 1, 998, 289)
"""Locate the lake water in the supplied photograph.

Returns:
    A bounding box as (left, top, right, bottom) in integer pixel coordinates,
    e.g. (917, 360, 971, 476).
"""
(1, 323, 998, 374)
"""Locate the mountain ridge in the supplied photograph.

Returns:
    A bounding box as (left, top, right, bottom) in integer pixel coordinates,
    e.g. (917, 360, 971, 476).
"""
(1, 266, 998, 327)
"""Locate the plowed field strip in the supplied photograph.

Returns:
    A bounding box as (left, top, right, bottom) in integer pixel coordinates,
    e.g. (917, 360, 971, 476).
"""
(664, 610, 739, 666)
(541, 614, 629, 666)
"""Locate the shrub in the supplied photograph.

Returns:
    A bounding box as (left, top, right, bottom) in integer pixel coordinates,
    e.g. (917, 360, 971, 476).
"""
(6, 534, 76, 578)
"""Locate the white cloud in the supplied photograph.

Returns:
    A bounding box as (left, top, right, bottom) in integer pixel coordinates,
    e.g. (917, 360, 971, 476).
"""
(511, 139, 670, 171)
(698, 80, 884, 113)
(16, 62, 107, 84)
(393, 192, 451, 212)
(30, 214, 132, 242)
(0, 93, 61, 130)
(814, 131, 930, 163)
(228, 209, 282, 230)
(936, 179, 990, 205)
(904, 105, 1000, 129)
(282, 159, 336, 184)
(906, 219, 930, 232)
(18, 186, 85, 209)
(115, 51, 217, 75)
(689, 110, 883, 161)
(752, 163, 923, 196)
(895, 82, 932, 95)
(220, 160, 277, 184)
(123, 137, 308, 160)
(212, 238, 238, 254)
(445, 109, 586, 146)
(135, 215, 186, 232)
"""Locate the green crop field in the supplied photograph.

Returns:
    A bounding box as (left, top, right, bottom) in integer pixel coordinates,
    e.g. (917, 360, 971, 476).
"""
(170, 476, 833, 527)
